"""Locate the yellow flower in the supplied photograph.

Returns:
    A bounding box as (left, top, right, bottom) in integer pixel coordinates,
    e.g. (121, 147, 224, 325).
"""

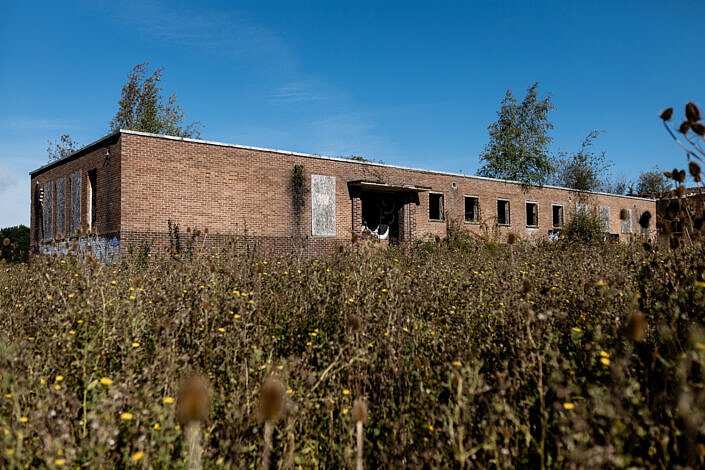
(234, 314, 241, 319)
(54, 384, 61, 390)
(563, 402, 574, 410)
(597, 280, 606, 287)
(342, 389, 350, 396)
(452, 361, 462, 367)
(68, 294, 74, 299)
(4, 394, 11, 398)
(111, 281, 116, 285)
(132, 342, 140, 348)
(571, 327, 582, 333)
(19, 416, 28, 423)
(68, 330, 76, 335)
(100, 377, 113, 386)
(695, 280, 705, 288)
(55, 458, 65, 466)
(120, 412, 133, 421)
(129, 295, 136, 300)
(55, 375, 63, 382)
(5, 449, 14, 456)
(696, 342, 705, 350)
(153, 423, 161, 430)
(218, 328, 225, 333)
(342, 408, 349, 415)
(428, 425, 434, 431)
(131, 451, 144, 462)
(47, 295, 53, 300)
(599, 351, 609, 358)
(600, 357, 611, 366)
(286, 389, 293, 395)
(163, 397, 175, 405)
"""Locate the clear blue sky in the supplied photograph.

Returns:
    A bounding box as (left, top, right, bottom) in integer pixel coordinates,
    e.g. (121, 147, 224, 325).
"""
(1, 0, 703, 227)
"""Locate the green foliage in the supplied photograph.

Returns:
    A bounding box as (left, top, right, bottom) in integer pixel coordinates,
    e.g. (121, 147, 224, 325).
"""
(478, 83, 555, 186)
(635, 167, 672, 197)
(3, 239, 705, 467)
(552, 130, 613, 192)
(0, 225, 29, 263)
(109, 63, 202, 138)
(560, 208, 606, 243)
(46, 134, 80, 162)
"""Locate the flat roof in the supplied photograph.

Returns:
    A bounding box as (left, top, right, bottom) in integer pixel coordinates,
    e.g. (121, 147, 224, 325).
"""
(30, 129, 656, 202)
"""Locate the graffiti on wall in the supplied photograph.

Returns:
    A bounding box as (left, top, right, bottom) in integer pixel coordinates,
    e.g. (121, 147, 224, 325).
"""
(40, 235, 120, 263)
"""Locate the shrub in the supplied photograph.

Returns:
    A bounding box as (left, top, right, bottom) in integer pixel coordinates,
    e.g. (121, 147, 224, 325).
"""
(560, 208, 605, 243)
(0, 225, 29, 263)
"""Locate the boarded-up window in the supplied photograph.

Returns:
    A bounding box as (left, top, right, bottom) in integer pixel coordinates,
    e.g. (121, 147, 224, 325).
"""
(42, 182, 53, 240)
(55, 177, 66, 238)
(599, 206, 611, 232)
(69, 171, 81, 235)
(621, 208, 632, 233)
(497, 200, 510, 225)
(552, 205, 564, 227)
(429, 193, 444, 220)
(526, 202, 538, 226)
(464, 196, 479, 222)
(311, 175, 336, 236)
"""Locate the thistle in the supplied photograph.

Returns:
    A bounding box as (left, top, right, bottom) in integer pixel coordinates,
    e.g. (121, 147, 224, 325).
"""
(260, 376, 284, 470)
(177, 374, 209, 470)
(352, 398, 368, 470)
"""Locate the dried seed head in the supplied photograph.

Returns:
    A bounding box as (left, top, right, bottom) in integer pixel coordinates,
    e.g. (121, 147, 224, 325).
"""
(679, 121, 691, 134)
(625, 311, 646, 341)
(209, 263, 216, 273)
(351, 233, 360, 244)
(689, 161, 702, 182)
(56, 233, 63, 240)
(660, 107, 673, 121)
(686, 102, 701, 122)
(639, 211, 651, 229)
(677, 170, 686, 183)
(351, 315, 362, 333)
(352, 399, 368, 424)
(663, 171, 672, 179)
(434, 235, 441, 244)
(693, 122, 705, 137)
(75, 228, 82, 237)
(260, 377, 284, 422)
(619, 208, 628, 220)
(134, 278, 142, 288)
(2, 238, 9, 247)
(507, 233, 517, 245)
(521, 279, 532, 293)
(177, 374, 209, 425)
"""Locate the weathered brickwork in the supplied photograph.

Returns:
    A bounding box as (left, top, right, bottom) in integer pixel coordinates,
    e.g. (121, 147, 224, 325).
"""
(30, 130, 657, 256)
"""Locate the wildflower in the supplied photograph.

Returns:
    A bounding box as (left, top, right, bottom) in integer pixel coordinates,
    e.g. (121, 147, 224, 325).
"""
(19, 416, 28, 423)
(428, 425, 434, 431)
(571, 327, 582, 333)
(563, 402, 574, 410)
(55, 458, 65, 466)
(597, 280, 606, 287)
(111, 281, 116, 285)
(600, 357, 611, 366)
(452, 361, 462, 367)
(696, 280, 705, 288)
(68, 293, 74, 299)
(132, 342, 140, 348)
(129, 295, 136, 300)
(342, 408, 349, 415)
(153, 423, 161, 430)
(131, 451, 144, 462)
(54, 384, 61, 390)
(69, 330, 76, 335)
(234, 314, 241, 319)
(47, 295, 53, 300)
(100, 377, 113, 386)
(218, 328, 225, 333)
(343, 389, 350, 396)
(4, 394, 10, 398)
(163, 397, 175, 405)
(599, 351, 609, 358)
(55, 375, 63, 382)
(120, 412, 133, 420)
(696, 342, 705, 350)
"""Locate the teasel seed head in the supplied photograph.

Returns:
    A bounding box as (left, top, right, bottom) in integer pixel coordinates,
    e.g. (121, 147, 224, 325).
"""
(690, 161, 702, 182)
(352, 399, 368, 424)
(692, 122, 705, 137)
(639, 211, 651, 229)
(351, 315, 362, 333)
(260, 376, 284, 423)
(2, 238, 9, 247)
(507, 233, 517, 245)
(176, 374, 209, 425)
(686, 102, 701, 122)
(619, 208, 628, 220)
(660, 107, 673, 121)
(679, 121, 691, 134)
(624, 311, 647, 342)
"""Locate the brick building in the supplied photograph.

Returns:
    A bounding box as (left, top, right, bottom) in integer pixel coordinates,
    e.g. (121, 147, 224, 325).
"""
(29, 130, 656, 256)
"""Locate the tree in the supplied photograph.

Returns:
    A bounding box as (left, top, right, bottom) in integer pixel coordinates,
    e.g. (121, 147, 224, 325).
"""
(0, 225, 30, 263)
(635, 167, 672, 197)
(551, 130, 613, 192)
(602, 176, 629, 195)
(478, 83, 555, 186)
(47, 134, 80, 162)
(109, 63, 202, 138)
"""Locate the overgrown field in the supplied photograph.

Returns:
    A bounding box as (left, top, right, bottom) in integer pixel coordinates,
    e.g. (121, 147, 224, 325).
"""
(1, 236, 705, 468)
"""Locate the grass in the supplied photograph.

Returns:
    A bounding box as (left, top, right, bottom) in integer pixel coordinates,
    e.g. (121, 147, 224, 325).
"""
(1, 235, 704, 468)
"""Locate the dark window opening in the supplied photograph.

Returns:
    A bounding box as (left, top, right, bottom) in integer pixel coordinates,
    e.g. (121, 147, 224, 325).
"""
(526, 202, 538, 227)
(429, 193, 444, 221)
(552, 205, 564, 227)
(88, 169, 97, 229)
(465, 196, 479, 222)
(497, 200, 510, 225)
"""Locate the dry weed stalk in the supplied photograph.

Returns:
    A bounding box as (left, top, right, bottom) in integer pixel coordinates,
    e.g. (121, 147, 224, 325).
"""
(260, 376, 284, 470)
(177, 374, 209, 470)
(352, 398, 368, 470)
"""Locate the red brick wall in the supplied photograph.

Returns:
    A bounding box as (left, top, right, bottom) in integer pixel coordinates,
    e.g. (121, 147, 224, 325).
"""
(117, 132, 657, 253)
(29, 136, 121, 250)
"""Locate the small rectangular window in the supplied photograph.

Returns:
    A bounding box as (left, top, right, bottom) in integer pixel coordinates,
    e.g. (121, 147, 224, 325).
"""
(464, 196, 479, 223)
(599, 206, 611, 232)
(429, 193, 444, 221)
(497, 200, 510, 225)
(552, 205, 564, 227)
(525, 202, 538, 227)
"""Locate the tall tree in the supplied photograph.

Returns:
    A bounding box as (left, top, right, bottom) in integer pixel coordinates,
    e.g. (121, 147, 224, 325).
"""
(109, 63, 202, 138)
(478, 83, 555, 186)
(47, 134, 80, 162)
(635, 167, 672, 197)
(552, 130, 613, 192)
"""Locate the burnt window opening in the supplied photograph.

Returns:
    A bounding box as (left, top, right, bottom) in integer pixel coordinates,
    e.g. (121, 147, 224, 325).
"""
(526, 202, 538, 227)
(429, 193, 444, 221)
(552, 205, 564, 227)
(465, 196, 479, 223)
(621, 208, 633, 234)
(497, 200, 510, 225)
(88, 169, 97, 229)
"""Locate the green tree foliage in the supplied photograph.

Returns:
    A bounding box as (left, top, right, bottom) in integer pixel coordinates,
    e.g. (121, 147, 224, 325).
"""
(635, 167, 673, 197)
(478, 83, 555, 186)
(0, 225, 29, 263)
(46, 134, 80, 162)
(109, 63, 202, 138)
(552, 130, 613, 192)
(560, 209, 605, 243)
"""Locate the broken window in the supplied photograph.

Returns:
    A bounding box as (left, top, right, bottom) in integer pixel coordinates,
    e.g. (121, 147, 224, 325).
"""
(599, 206, 611, 232)
(497, 200, 510, 225)
(621, 208, 632, 234)
(525, 202, 538, 227)
(465, 196, 479, 223)
(88, 169, 97, 229)
(429, 193, 444, 221)
(552, 205, 564, 227)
